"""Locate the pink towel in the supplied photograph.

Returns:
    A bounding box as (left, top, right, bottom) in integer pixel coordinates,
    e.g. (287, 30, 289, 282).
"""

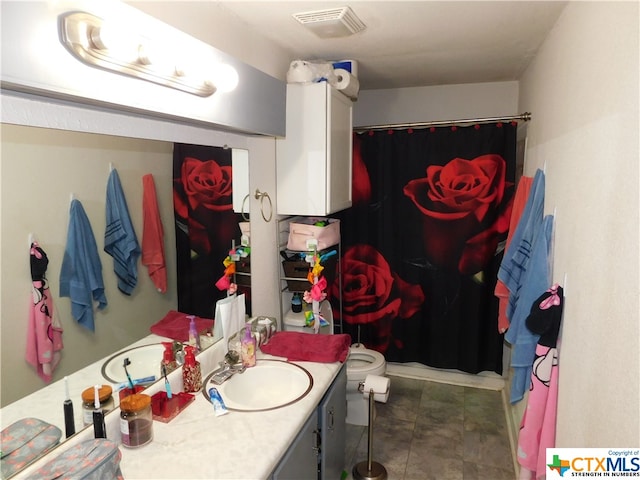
(260, 331, 351, 363)
(26, 243, 63, 382)
(150, 310, 214, 342)
(142, 174, 167, 293)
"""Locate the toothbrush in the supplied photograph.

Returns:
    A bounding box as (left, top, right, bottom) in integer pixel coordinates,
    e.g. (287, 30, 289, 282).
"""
(162, 365, 173, 399)
(115, 375, 157, 390)
(63, 376, 75, 438)
(123, 358, 135, 390)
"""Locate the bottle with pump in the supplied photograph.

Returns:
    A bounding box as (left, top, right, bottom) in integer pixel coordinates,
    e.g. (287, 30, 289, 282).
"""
(187, 315, 201, 352)
(291, 293, 302, 313)
(241, 324, 256, 367)
(182, 345, 202, 393)
(160, 342, 178, 375)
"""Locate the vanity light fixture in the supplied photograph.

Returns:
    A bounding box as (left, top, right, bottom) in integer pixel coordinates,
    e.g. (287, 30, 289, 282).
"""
(59, 11, 217, 97)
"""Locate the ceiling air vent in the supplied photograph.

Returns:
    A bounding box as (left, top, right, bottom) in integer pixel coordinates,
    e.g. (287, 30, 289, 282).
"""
(292, 6, 366, 38)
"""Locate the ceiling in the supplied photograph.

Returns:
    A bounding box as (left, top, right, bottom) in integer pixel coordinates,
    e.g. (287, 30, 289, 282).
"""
(210, 1, 567, 90)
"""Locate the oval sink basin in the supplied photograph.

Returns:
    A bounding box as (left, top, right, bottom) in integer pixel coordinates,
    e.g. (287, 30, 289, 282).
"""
(203, 360, 313, 412)
(101, 343, 164, 384)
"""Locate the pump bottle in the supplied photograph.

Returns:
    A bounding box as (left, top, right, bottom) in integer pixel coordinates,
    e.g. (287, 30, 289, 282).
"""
(241, 324, 256, 367)
(187, 315, 201, 352)
(182, 345, 202, 393)
(160, 342, 178, 375)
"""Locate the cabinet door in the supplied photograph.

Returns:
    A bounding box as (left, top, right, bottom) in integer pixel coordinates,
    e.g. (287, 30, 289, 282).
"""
(276, 82, 352, 216)
(272, 409, 319, 480)
(326, 86, 353, 214)
(318, 365, 347, 480)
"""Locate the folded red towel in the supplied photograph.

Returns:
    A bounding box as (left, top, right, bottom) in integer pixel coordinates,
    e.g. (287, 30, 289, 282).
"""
(150, 310, 214, 342)
(260, 331, 351, 363)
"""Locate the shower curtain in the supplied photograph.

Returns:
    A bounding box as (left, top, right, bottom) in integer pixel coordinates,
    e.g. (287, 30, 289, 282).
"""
(173, 143, 249, 318)
(331, 123, 517, 374)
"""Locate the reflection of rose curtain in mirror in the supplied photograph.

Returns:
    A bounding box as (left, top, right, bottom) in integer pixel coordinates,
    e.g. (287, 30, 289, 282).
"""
(173, 144, 250, 318)
(331, 123, 517, 374)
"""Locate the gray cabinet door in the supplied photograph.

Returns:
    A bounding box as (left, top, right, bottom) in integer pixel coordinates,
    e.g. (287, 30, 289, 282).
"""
(319, 364, 347, 480)
(272, 409, 319, 480)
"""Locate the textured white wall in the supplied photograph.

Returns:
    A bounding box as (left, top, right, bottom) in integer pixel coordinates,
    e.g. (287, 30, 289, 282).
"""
(354, 81, 520, 127)
(519, 2, 639, 445)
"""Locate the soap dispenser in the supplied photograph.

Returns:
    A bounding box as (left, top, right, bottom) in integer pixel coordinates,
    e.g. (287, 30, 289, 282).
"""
(182, 345, 202, 393)
(241, 324, 256, 367)
(187, 315, 201, 352)
(161, 342, 178, 375)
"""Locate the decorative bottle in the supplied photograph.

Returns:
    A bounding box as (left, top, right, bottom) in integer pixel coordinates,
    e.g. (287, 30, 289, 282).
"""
(182, 345, 202, 393)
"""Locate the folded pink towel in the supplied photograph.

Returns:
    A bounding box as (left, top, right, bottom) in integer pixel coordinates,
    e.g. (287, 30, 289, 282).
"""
(260, 332, 351, 363)
(150, 310, 214, 342)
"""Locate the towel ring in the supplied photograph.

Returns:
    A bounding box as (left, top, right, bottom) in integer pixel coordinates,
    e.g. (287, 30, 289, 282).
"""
(240, 194, 250, 221)
(254, 189, 273, 222)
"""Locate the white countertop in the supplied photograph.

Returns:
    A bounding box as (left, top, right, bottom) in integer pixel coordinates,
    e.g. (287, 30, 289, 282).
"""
(9, 336, 343, 479)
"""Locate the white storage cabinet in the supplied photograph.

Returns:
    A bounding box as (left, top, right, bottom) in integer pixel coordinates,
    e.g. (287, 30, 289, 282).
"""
(277, 82, 353, 216)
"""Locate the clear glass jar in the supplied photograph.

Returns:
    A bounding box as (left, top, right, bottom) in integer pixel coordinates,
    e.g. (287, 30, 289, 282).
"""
(119, 393, 153, 448)
(81, 385, 114, 426)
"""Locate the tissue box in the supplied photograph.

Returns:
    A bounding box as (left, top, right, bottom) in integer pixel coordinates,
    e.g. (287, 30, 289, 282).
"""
(287, 217, 340, 251)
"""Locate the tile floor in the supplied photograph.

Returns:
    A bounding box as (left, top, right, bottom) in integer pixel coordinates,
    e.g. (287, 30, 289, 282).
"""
(343, 375, 516, 480)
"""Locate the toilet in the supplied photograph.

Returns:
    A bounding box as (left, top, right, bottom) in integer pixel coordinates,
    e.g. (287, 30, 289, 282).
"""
(282, 300, 387, 426)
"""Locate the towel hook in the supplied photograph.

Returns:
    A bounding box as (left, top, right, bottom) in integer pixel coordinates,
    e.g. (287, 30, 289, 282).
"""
(254, 189, 272, 223)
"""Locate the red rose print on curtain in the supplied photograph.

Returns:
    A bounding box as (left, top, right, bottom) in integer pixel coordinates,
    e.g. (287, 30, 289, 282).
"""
(352, 134, 372, 206)
(173, 144, 246, 317)
(181, 157, 233, 213)
(331, 244, 424, 353)
(403, 154, 513, 275)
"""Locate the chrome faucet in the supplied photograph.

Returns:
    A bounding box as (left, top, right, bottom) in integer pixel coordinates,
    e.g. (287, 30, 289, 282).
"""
(210, 358, 246, 385)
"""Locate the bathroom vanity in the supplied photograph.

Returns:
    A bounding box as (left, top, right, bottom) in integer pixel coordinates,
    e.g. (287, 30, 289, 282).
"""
(272, 364, 346, 479)
(8, 335, 346, 479)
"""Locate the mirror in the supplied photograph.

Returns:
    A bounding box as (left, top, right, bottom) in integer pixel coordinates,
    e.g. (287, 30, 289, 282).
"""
(0, 122, 250, 475)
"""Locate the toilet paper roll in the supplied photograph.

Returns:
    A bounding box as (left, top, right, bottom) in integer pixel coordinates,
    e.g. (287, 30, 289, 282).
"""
(332, 68, 360, 101)
(362, 374, 390, 403)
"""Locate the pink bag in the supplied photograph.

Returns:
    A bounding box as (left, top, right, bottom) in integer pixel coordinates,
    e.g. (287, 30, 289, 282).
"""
(287, 217, 340, 251)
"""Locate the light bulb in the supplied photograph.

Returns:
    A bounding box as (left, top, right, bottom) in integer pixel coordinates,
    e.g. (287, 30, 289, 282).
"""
(210, 64, 239, 93)
(90, 22, 139, 63)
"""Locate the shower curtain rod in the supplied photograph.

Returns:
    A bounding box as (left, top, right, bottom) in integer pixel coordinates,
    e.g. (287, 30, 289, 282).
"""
(353, 112, 532, 132)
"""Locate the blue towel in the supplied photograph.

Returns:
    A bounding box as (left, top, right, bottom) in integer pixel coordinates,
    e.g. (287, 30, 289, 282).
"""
(498, 169, 546, 321)
(60, 199, 107, 331)
(104, 169, 141, 295)
(505, 214, 554, 403)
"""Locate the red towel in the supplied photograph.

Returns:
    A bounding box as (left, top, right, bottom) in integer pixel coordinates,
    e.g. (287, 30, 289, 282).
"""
(150, 310, 214, 342)
(260, 331, 351, 363)
(142, 174, 167, 293)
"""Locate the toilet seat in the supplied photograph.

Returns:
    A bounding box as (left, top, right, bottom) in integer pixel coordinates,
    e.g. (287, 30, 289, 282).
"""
(347, 344, 385, 374)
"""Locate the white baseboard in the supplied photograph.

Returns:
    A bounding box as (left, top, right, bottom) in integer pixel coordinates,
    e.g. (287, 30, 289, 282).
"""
(503, 388, 521, 478)
(386, 362, 505, 390)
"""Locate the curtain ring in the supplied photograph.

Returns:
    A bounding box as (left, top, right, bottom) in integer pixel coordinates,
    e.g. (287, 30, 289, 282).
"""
(254, 189, 273, 222)
(240, 194, 250, 221)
